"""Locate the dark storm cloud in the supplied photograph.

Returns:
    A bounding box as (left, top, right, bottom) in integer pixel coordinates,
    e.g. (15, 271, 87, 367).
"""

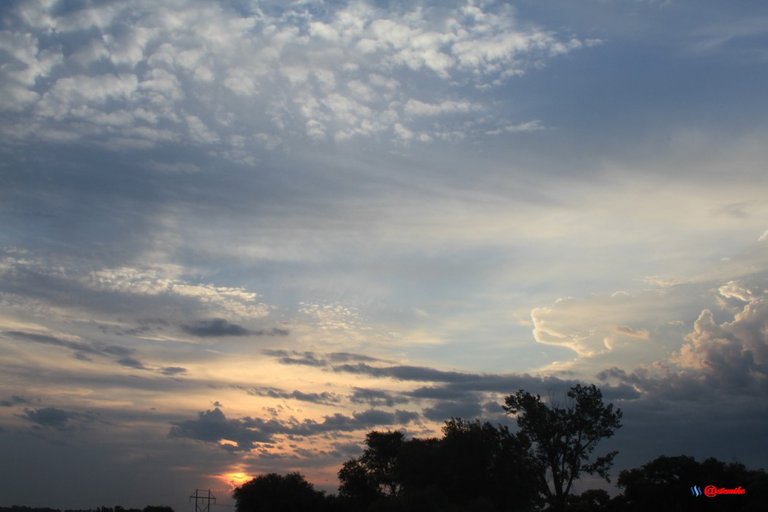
(181, 318, 250, 337)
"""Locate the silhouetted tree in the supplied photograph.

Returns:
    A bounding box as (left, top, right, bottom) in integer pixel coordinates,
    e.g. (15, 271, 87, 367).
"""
(435, 418, 541, 511)
(338, 420, 540, 512)
(565, 489, 612, 512)
(503, 384, 622, 511)
(617, 455, 768, 511)
(233, 472, 327, 512)
(338, 430, 405, 507)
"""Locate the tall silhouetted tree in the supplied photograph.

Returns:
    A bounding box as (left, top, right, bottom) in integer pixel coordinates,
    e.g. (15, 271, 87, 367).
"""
(233, 472, 327, 512)
(503, 384, 622, 511)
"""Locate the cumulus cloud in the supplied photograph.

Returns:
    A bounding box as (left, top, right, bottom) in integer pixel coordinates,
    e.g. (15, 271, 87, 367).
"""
(673, 284, 768, 389)
(0, 0, 587, 149)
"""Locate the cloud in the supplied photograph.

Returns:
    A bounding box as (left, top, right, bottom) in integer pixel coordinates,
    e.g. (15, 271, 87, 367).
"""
(160, 366, 187, 376)
(22, 407, 93, 430)
(169, 408, 273, 451)
(350, 387, 408, 407)
(116, 357, 148, 370)
(242, 386, 341, 405)
(2, 330, 137, 362)
(0, 395, 29, 407)
(169, 407, 420, 451)
(673, 285, 768, 389)
(181, 318, 251, 337)
(423, 400, 484, 421)
(530, 291, 684, 359)
(263, 350, 327, 367)
(0, 0, 587, 149)
(0, 255, 272, 321)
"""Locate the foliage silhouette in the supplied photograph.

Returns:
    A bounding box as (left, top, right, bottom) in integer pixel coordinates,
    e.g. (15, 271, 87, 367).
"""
(337, 419, 540, 511)
(233, 472, 328, 512)
(503, 384, 622, 511)
(616, 455, 768, 511)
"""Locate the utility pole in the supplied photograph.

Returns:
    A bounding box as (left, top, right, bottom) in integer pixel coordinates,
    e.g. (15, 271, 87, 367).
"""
(189, 489, 216, 512)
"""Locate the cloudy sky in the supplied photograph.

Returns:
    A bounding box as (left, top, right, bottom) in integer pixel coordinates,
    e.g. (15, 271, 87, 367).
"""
(1, 0, 768, 509)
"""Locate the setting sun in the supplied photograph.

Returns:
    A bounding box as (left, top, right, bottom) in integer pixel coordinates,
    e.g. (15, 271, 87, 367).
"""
(219, 470, 253, 489)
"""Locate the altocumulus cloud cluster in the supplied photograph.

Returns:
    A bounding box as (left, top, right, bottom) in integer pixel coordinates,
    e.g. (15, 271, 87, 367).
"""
(0, 0, 585, 153)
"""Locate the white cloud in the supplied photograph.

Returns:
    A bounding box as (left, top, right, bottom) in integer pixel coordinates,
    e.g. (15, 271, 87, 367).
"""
(673, 285, 768, 388)
(0, 0, 586, 150)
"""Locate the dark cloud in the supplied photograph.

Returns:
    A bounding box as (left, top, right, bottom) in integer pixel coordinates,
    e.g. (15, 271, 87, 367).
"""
(4, 330, 101, 356)
(160, 366, 187, 376)
(22, 407, 91, 430)
(168, 408, 274, 451)
(0, 395, 29, 407)
(332, 362, 477, 382)
(263, 349, 327, 366)
(263, 350, 388, 368)
(169, 407, 420, 451)
(242, 386, 340, 405)
(350, 387, 408, 407)
(116, 357, 148, 370)
(181, 318, 250, 337)
(328, 352, 387, 363)
(2, 330, 137, 365)
(423, 400, 484, 422)
(284, 409, 420, 437)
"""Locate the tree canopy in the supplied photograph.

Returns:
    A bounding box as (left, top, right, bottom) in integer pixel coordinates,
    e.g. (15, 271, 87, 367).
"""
(503, 384, 622, 511)
(233, 472, 328, 512)
(337, 419, 540, 512)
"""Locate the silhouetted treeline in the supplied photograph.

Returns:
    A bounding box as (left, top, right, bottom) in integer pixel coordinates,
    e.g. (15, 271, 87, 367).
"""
(234, 454, 768, 512)
(233, 385, 768, 512)
(0, 506, 173, 512)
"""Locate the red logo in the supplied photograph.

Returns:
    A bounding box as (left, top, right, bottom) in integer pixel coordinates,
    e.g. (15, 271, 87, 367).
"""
(703, 485, 746, 498)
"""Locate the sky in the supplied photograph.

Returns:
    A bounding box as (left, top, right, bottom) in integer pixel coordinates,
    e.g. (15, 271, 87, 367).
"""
(1, 0, 768, 509)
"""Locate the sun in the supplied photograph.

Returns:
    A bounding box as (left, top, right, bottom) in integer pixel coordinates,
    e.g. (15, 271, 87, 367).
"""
(218, 470, 253, 489)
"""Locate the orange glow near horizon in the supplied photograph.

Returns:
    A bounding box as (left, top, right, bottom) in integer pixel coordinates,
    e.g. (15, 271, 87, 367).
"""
(218, 470, 254, 489)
